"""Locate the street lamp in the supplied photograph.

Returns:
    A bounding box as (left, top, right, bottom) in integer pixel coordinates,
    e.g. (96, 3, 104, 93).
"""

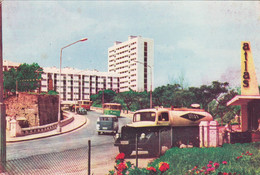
(57, 38, 88, 132)
(134, 61, 153, 108)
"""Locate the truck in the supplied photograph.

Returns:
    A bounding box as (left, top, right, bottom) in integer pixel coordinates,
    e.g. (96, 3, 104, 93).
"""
(114, 105, 213, 157)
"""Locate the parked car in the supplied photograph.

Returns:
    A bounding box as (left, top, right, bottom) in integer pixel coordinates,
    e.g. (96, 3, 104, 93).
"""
(96, 115, 118, 135)
(77, 107, 87, 115)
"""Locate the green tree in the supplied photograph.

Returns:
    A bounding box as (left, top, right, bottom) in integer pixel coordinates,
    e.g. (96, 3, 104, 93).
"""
(135, 91, 150, 109)
(114, 89, 138, 111)
(4, 63, 42, 94)
(91, 89, 117, 107)
(209, 89, 240, 124)
(16, 63, 42, 92)
(189, 81, 229, 110)
(4, 68, 17, 93)
(153, 84, 182, 107)
(173, 89, 196, 107)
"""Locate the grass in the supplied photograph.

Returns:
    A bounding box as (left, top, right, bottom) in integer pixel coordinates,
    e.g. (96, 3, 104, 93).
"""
(127, 142, 260, 175)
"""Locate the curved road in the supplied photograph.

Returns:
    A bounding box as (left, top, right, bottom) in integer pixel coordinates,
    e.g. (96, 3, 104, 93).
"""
(6, 111, 132, 174)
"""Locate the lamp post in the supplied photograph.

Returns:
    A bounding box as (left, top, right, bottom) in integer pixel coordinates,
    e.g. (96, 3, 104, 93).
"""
(57, 38, 88, 132)
(135, 61, 153, 108)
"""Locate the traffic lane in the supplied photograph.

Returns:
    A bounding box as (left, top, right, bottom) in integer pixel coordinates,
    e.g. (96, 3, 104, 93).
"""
(6, 111, 131, 160)
(6, 112, 95, 160)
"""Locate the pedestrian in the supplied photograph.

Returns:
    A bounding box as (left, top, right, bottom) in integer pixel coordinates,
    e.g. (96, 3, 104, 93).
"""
(223, 121, 232, 144)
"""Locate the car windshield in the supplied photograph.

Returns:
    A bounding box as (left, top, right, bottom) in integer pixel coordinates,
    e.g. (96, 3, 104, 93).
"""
(100, 117, 112, 121)
(133, 112, 156, 122)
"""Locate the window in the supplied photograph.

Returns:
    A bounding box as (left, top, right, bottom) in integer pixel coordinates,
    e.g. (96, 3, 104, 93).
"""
(133, 112, 156, 122)
(158, 112, 169, 121)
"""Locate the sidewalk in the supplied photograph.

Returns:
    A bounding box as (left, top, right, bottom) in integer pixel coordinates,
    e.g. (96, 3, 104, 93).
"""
(6, 112, 87, 143)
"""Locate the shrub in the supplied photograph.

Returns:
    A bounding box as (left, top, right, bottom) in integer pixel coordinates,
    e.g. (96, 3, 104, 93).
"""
(48, 90, 58, 95)
(109, 143, 259, 174)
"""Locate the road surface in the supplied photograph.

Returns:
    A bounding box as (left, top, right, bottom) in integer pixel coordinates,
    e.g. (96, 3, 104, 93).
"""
(5, 111, 154, 174)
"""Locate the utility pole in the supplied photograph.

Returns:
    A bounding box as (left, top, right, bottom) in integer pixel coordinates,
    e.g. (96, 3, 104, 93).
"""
(0, 0, 6, 166)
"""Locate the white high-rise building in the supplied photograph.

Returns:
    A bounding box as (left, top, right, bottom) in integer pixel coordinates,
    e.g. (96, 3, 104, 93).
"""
(108, 36, 154, 92)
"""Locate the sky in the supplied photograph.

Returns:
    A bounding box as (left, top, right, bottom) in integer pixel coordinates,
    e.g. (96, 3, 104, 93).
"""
(3, 1, 260, 89)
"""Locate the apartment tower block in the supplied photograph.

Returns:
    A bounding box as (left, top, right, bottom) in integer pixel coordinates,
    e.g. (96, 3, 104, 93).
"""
(108, 36, 154, 92)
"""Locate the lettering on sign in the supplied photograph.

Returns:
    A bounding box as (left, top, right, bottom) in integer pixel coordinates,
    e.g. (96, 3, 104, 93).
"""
(243, 43, 250, 87)
(180, 113, 205, 122)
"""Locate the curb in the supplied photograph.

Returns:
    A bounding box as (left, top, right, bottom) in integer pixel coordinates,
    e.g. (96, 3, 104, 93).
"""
(6, 115, 87, 143)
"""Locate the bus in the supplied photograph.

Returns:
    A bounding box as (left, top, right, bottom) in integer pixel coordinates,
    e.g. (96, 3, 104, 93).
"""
(78, 100, 92, 111)
(103, 103, 122, 117)
(70, 100, 92, 112)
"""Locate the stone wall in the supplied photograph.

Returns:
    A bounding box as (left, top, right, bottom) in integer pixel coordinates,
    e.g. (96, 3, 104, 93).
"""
(4, 93, 59, 127)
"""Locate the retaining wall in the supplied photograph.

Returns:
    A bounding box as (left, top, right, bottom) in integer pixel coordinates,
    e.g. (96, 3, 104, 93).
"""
(5, 93, 59, 127)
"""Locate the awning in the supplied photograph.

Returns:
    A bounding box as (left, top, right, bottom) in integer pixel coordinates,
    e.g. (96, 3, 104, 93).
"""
(227, 95, 260, 106)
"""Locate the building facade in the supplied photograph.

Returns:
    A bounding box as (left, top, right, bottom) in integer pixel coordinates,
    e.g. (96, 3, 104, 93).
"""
(3, 60, 20, 71)
(3, 60, 120, 102)
(108, 36, 154, 92)
(41, 67, 120, 102)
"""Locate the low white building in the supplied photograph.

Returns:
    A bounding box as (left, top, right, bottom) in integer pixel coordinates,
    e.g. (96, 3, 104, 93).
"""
(108, 36, 154, 92)
(3, 60, 21, 71)
(41, 67, 120, 102)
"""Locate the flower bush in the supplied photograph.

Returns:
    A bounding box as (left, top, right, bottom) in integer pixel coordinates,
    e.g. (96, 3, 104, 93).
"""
(109, 153, 170, 175)
(158, 162, 170, 173)
(109, 143, 259, 175)
(109, 153, 133, 175)
(146, 166, 157, 174)
(116, 153, 125, 161)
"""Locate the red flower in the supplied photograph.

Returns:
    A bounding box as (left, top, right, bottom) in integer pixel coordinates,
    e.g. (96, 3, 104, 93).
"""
(207, 164, 212, 168)
(222, 161, 227, 165)
(147, 167, 157, 172)
(214, 162, 219, 169)
(207, 167, 215, 172)
(248, 153, 253, 156)
(117, 162, 127, 172)
(236, 156, 242, 160)
(192, 165, 198, 171)
(246, 151, 249, 154)
(159, 162, 170, 173)
(223, 173, 228, 175)
(209, 161, 213, 164)
(116, 153, 125, 160)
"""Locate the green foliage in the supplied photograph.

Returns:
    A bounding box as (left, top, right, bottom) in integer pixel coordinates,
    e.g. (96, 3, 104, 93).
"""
(208, 88, 240, 124)
(113, 89, 150, 111)
(91, 89, 116, 107)
(4, 63, 42, 93)
(153, 84, 181, 107)
(188, 81, 229, 109)
(90, 81, 239, 122)
(4, 68, 17, 92)
(48, 90, 58, 95)
(147, 142, 260, 175)
(114, 89, 137, 111)
(128, 167, 148, 175)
